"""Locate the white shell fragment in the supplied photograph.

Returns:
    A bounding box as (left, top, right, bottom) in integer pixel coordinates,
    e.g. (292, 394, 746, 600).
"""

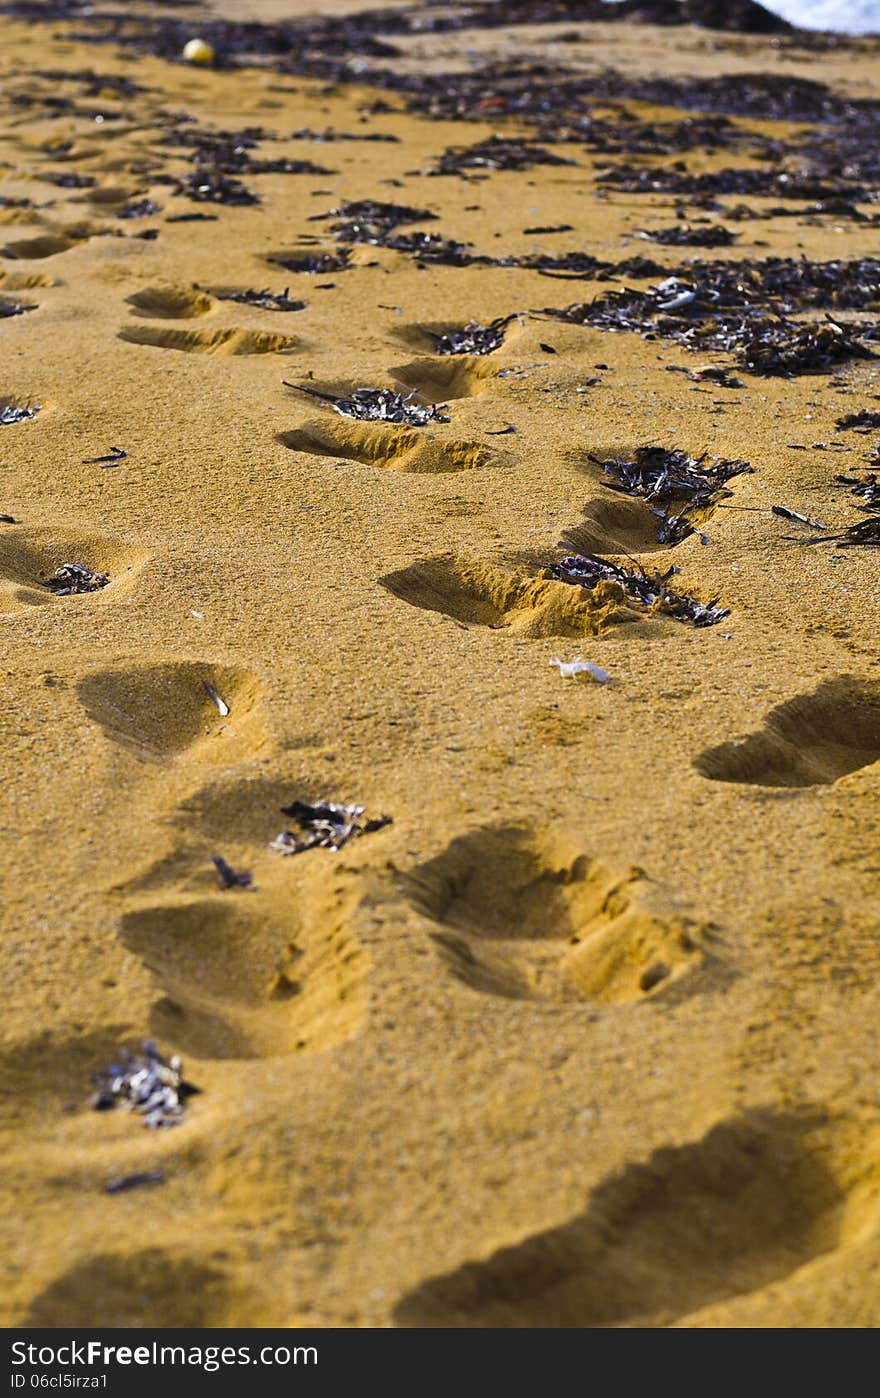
(550, 658, 610, 682)
(202, 680, 230, 716)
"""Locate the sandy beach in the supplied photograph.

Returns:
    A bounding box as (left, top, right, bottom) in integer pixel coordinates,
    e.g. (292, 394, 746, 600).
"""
(1, 0, 879, 1328)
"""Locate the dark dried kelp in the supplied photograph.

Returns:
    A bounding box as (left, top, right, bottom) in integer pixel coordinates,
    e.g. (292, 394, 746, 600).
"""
(284, 382, 449, 425)
(0, 403, 38, 425)
(428, 135, 574, 177)
(834, 473, 880, 508)
(90, 1041, 195, 1129)
(591, 445, 752, 542)
(549, 551, 729, 627)
(419, 316, 516, 356)
(271, 799, 391, 855)
(43, 562, 109, 594)
(216, 287, 304, 311)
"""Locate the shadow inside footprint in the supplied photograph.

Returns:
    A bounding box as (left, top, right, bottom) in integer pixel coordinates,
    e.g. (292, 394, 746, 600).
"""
(127, 285, 214, 319)
(406, 825, 715, 1004)
(380, 554, 629, 636)
(279, 420, 499, 474)
(394, 1111, 847, 1327)
(695, 677, 880, 787)
(118, 889, 367, 1060)
(28, 1252, 231, 1327)
(77, 662, 265, 765)
(389, 356, 492, 402)
(119, 326, 294, 354)
(2, 233, 84, 259)
(0, 526, 149, 610)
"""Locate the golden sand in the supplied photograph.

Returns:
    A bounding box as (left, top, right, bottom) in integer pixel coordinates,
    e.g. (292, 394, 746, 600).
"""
(1, 4, 879, 1328)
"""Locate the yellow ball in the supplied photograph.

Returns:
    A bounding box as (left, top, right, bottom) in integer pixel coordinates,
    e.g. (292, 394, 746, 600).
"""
(182, 38, 215, 66)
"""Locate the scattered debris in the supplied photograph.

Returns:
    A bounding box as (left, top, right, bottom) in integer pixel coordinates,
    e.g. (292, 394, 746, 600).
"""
(639, 224, 737, 247)
(549, 551, 729, 627)
(550, 658, 610, 681)
(216, 287, 304, 311)
(43, 563, 109, 595)
(202, 681, 230, 716)
(802, 517, 880, 546)
(419, 316, 515, 356)
(105, 1171, 166, 1194)
(283, 382, 449, 425)
(116, 199, 162, 219)
(271, 799, 391, 855)
(589, 446, 751, 544)
(212, 854, 252, 890)
(0, 514, 17, 524)
(82, 446, 127, 465)
(772, 504, 825, 529)
(836, 411, 880, 433)
(428, 135, 574, 177)
(91, 1042, 194, 1130)
(0, 300, 37, 319)
(0, 404, 38, 425)
(271, 249, 351, 275)
(835, 473, 880, 508)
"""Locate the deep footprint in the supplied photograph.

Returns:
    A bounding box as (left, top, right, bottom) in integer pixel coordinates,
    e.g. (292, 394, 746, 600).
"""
(406, 824, 714, 1003)
(695, 677, 880, 787)
(127, 285, 215, 319)
(118, 326, 295, 355)
(118, 889, 368, 1060)
(77, 662, 266, 765)
(394, 1111, 852, 1326)
(279, 419, 500, 473)
(0, 526, 149, 612)
(389, 356, 493, 402)
(380, 554, 631, 636)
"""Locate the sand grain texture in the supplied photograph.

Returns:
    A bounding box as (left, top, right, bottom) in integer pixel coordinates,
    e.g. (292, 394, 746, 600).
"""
(1, 0, 880, 1329)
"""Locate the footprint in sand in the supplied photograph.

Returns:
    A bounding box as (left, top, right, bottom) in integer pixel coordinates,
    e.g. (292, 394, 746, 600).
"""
(695, 677, 880, 788)
(114, 773, 372, 1060)
(118, 325, 295, 355)
(76, 662, 267, 766)
(2, 233, 85, 260)
(27, 1251, 235, 1327)
(0, 526, 149, 613)
(404, 824, 719, 1004)
(126, 285, 215, 319)
(380, 553, 634, 637)
(388, 356, 494, 403)
(394, 1110, 876, 1327)
(279, 420, 505, 474)
(117, 891, 367, 1060)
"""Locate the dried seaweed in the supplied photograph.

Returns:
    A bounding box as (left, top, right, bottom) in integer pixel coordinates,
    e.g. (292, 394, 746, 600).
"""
(178, 169, 257, 205)
(428, 135, 574, 177)
(419, 316, 515, 356)
(836, 411, 880, 433)
(116, 198, 161, 219)
(549, 551, 729, 627)
(43, 562, 109, 594)
(802, 516, 880, 547)
(320, 199, 437, 245)
(212, 854, 252, 889)
(283, 381, 448, 424)
(90, 1041, 195, 1129)
(0, 404, 38, 425)
(834, 473, 880, 508)
(216, 287, 304, 311)
(0, 300, 37, 319)
(591, 445, 751, 542)
(271, 800, 391, 855)
(270, 249, 350, 275)
(737, 317, 876, 376)
(639, 224, 736, 247)
(43, 171, 96, 188)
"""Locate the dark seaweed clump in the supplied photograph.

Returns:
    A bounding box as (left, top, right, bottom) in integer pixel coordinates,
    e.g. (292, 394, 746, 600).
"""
(216, 287, 304, 311)
(319, 199, 437, 244)
(116, 198, 161, 219)
(420, 316, 516, 356)
(270, 249, 351, 275)
(836, 411, 880, 433)
(549, 551, 729, 627)
(542, 258, 880, 376)
(0, 300, 37, 319)
(639, 224, 737, 247)
(428, 135, 574, 177)
(0, 404, 38, 425)
(834, 473, 880, 508)
(592, 445, 752, 544)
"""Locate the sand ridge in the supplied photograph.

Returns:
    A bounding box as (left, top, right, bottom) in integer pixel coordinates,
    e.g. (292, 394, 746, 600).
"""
(0, 3, 879, 1328)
